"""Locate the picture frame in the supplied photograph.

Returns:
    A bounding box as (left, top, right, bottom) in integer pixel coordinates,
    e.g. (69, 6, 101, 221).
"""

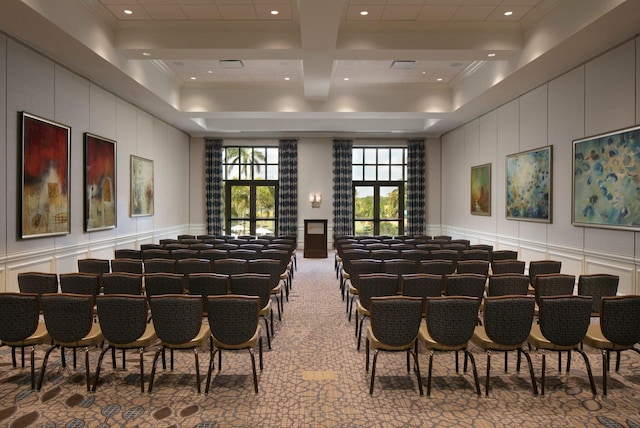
(470, 163, 491, 216)
(572, 125, 640, 230)
(130, 155, 154, 217)
(20, 112, 71, 239)
(506, 145, 552, 223)
(84, 133, 116, 231)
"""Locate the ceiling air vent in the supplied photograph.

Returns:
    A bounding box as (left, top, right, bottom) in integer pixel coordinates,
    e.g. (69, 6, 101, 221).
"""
(220, 60, 244, 68)
(390, 60, 416, 69)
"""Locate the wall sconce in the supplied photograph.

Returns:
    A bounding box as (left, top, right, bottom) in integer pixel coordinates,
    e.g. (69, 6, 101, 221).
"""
(310, 192, 322, 208)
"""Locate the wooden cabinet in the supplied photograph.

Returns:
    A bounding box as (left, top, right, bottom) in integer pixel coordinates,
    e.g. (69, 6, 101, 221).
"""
(304, 219, 327, 258)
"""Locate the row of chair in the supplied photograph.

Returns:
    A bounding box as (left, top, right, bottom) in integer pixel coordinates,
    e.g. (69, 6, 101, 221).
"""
(0, 279, 274, 394)
(364, 293, 640, 397)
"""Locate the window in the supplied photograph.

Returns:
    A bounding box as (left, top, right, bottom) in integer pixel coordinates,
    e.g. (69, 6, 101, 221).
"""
(352, 147, 407, 236)
(223, 146, 278, 236)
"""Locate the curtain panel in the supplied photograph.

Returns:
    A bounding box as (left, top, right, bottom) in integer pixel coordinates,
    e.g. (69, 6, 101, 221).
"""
(332, 139, 354, 237)
(278, 139, 298, 236)
(406, 139, 426, 236)
(204, 138, 224, 236)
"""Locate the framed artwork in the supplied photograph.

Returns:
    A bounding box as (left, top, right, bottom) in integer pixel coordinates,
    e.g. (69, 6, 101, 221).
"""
(130, 155, 154, 216)
(84, 133, 116, 231)
(20, 112, 71, 239)
(470, 163, 491, 216)
(572, 125, 640, 230)
(506, 145, 552, 223)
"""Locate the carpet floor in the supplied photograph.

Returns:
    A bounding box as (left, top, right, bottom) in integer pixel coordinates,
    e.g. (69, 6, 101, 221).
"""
(1, 254, 640, 427)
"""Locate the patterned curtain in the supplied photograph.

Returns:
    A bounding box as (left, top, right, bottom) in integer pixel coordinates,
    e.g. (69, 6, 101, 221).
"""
(205, 138, 224, 236)
(278, 139, 298, 236)
(406, 139, 426, 236)
(332, 139, 354, 237)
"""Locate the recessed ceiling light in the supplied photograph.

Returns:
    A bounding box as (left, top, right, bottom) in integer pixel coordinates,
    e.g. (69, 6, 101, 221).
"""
(124, 9, 133, 15)
(343, 77, 350, 81)
(284, 77, 290, 81)
(190, 77, 196, 80)
(208, 70, 213, 74)
(142, 52, 151, 57)
(437, 78, 443, 81)
(360, 10, 368, 16)
(270, 10, 279, 15)
(422, 71, 426, 75)
(487, 53, 496, 57)
(504, 11, 513, 16)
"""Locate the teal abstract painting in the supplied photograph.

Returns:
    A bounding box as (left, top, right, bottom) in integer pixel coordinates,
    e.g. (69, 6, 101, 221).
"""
(506, 146, 552, 223)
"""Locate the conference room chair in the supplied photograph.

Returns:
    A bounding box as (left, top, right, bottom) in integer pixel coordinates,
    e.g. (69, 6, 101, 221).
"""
(212, 258, 248, 276)
(59, 273, 101, 300)
(582, 295, 640, 395)
(455, 260, 489, 278)
(170, 249, 199, 260)
(460, 249, 489, 261)
(247, 259, 284, 322)
(366, 296, 424, 395)
(418, 296, 481, 397)
(400, 273, 443, 316)
(199, 249, 229, 264)
(148, 294, 210, 393)
(468, 244, 493, 252)
(143, 258, 176, 274)
(78, 258, 110, 275)
(401, 249, 430, 264)
(38, 293, 104, 391)
(206, 295, 263, 394)
(114, 249, 142, 260)
(101, 273, 143, 295)
(383, 258, 420, 275)
(0, 292, 50, 390)
(430, 249, 459, 265)
(355, 273, 400, 350)
(165, 243, 190, 251)
(175, 258, 212, 279)
(528, 260, 562, 291)
(527, 295, 596, 396)
(110, 258, 143, 274)
(472, 295, 538, 396)
(577, 274, 619, 316)
(486, 274, 530, 297)
(229, 273, 274, 349)
(93, 294, 157, 393)
(18, 272, 58, 296)
(186, 273, 229, 316)
(140, 244, 163, 251)
(491, 260, 526, 275)
(346, 259, 384, 321)
(489, 250, 518, 263)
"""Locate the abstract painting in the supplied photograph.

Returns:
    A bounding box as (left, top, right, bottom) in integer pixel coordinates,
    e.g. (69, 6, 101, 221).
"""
(130, 155, 154, 216)
(573, 125, 640, 230)
(506, 146, 552, 223)
(21, 112, 71, 238)
(470, 163, 491, 216)
(84, 133, 116, 231)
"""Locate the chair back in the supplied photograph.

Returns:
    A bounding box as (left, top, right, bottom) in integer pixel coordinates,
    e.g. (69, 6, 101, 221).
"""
(96, 295, 149, 345)
(400, 274, 442, 315)
(142, 249, 171, 260)
(101, 273, 143, 295)
(456, 260, 489, 277)
(208, 295, 260, 346)
(578, 274, 619, 314)
(528, 260, 562, 287)
(429, 249, 459, 264)
(114, 249, 142, 260)
(247, 259, 282, 290)
(444, 274, 486, 302)
(370, 296, 423, 347)
(491, 260, 525, 275)
(229, 249, 259, 260)
(144, 273, 184, 297)
(483, 296, 535, 345)
(165, 243, 190, 251)
(59, 273, 101, 298)
(229, 273, 272, 311)
(383, 259, 420, 275)
(348, 259, 384, 290)
(212, 258, 249, 275)
(401, 249, 430, 264)
(149, 295, 202, 345)
(78, 258, 110, 275)
(140, 244, 163, 251)
(460, 249, 489, 261)
(420, 259, 456, 276)
(175, 258, 211, 276)
(537, 295, 592, 346)
(490, 250, 518, 263)
(41, 293, 95, 343)
(357, 273, 400, 312)
(110, 258, 143, 274)
(425, 296, 479, 346)
(534, 274, 575, 306)
(143, 258, 176, 274)
(369, 249, 399, 261)
(199, 249, 229, 263)
(487, 274, 529, 296)
(0, 293, 40, 342)
(598, 295, 640, 347)
(171, 249, 199, 260)
(18, 272, 58, 295)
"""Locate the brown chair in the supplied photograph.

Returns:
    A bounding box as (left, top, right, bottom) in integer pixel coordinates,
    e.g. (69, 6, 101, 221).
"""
(583, 295, 640, 395)
(18, 272, 59, 296)
(577, 274, 619, 316)
(206, 295, 263, 394)
(420, 259, 456, 277)
(59, 272, 101, 299)
(78, 258, 110, 275)
(460, 249, 489, 261)
(229, 273, 274, 349)
(110, 258, 143, 274)
(142, 249, 171, 260)
(114, 249, 142, 260)
(186, 273, 229, 316)
(355, 273, 400, 350)
(456, 260, 489, 278)
(170, 249, 199, 260)
(101, 273, 143, 295)
(486, 274, 530, 297)
(366, 296, 424, 395)
(528, 260, 562, 291)
(175, 258, 212, 278)
(490, 250, 518, 263)
(383, 258, 420, 275)
(527, 295, 596, 396)
(143, 258, 176, 274)
(491, 260, 526, 275)
(429, 249, 459, 265)
(400, 273, 443, 316)
(472, 295, 538, 396)
(0, 293, 50, 390)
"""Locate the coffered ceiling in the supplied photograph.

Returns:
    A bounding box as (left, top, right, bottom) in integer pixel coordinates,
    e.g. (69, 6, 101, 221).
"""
(1, 0, 639, 138)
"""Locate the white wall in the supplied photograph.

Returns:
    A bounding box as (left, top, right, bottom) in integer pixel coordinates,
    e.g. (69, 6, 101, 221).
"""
(188, 136, 441, 249)
(441, 37, 640, 294)
(0, 36, 191, 292)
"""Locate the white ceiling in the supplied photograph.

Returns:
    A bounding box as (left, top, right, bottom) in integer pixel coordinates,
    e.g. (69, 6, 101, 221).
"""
(1, 0, 639, 138)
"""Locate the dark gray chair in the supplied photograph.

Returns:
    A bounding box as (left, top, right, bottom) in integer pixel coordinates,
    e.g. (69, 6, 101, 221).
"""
(229, 273, 274, 349)
(101, 272, 143, 295)
(18, 272, 59, 296)
(355, 273, 400, 350)
(110, 258, 143, 274)
(577, 274, 619, 316)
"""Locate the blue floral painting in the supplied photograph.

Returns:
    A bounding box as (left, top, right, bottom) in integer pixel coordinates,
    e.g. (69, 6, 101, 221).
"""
(506, 146, 552, 222)
(573, 126, 640, 230)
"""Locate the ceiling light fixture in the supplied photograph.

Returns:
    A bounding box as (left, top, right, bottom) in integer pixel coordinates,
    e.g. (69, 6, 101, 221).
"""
(343, 77, 350, 81)
(271, 10, 279, 15)
(390, 60, 416, 69)
(124, 9, 133, 15)
(208, 70, 213, 74)
(360, 10, 368, 16)
(220, 60, 244, 68)
(487, 53, 496, 57)
(190, 77, 196, 80)
(504, 11, 513, 16)
(142, 52, 151, 57)
(437, 78, 443, 81)
(284, 77, 290, 81)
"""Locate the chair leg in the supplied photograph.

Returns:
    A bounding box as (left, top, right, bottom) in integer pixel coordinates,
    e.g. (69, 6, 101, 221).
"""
(138, 347, 145, 394)
(262, 316, 271, 349)
(193, 348, 201, 394)
(601, 349, 608, 396)
(357, 317, 365, 350)
(148, 347, 164, 393)
(29, 346, 36, 390)
(465, 349, 481, 396)
(366, 339, 370, 372)
(521, 348, 539, 396)
(541, 351, 547, 395)
(92, 345, 112, 392)
(205, 348, 219, 394)
(575, 347, 597, 396)
(369, 350, 379, 394)
(485, 350, 492, 396)
(427, 351, 434, 396)
(259, 337, 263, 371)
(37, 344, 60, 391)
(249, 349, 258, 394)
(411, 348, 424, 396)
(84, 347, 91, 392)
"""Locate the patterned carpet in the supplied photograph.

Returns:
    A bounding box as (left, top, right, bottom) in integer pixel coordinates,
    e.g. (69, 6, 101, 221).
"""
(1, 254, 640, 427)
